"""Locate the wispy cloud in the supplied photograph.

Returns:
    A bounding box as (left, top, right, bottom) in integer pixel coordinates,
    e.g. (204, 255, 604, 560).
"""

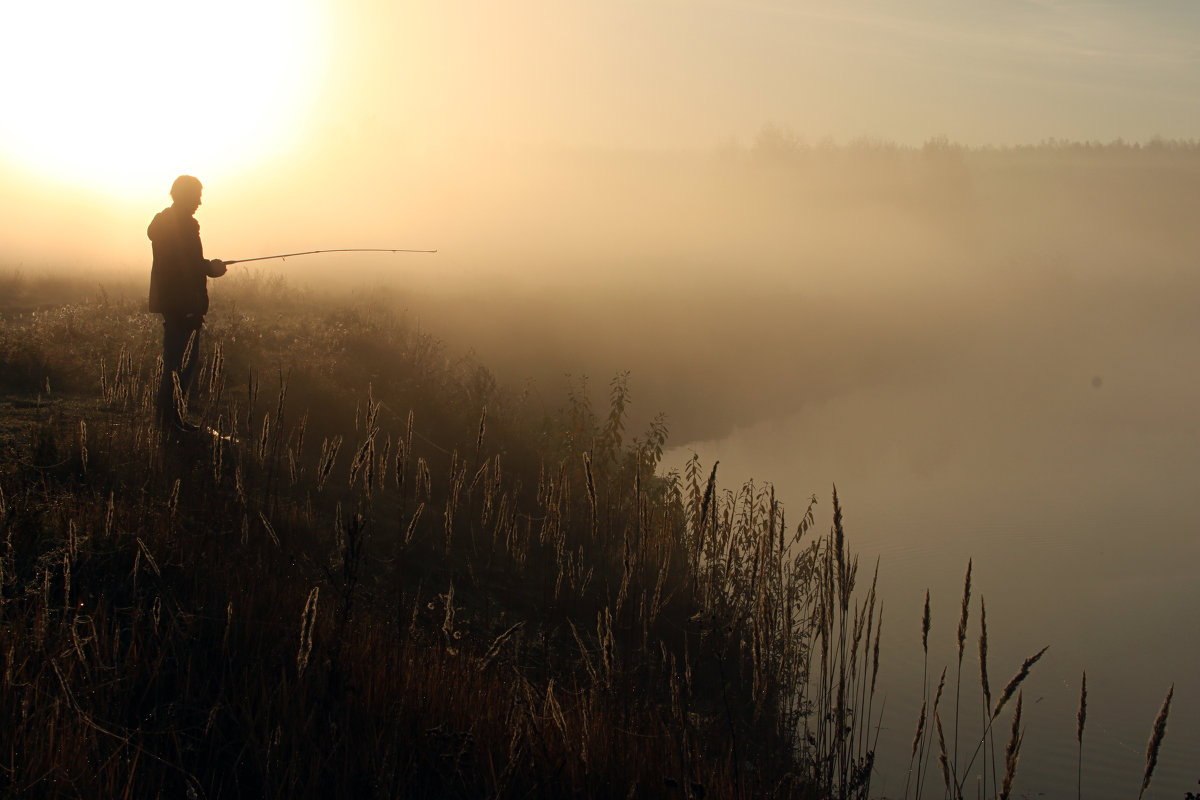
(686, 0, 1198, 69)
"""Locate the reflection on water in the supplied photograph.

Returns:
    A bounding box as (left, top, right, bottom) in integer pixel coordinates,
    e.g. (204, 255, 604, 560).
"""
(666, 359, 1200, 799)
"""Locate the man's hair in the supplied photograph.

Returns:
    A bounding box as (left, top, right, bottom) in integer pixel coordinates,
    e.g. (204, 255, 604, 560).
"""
(170, 175, 203, 201)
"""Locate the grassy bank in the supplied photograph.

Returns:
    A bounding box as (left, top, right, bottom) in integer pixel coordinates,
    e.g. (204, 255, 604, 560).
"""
(0, 270, 1181, 799)
(0, 270, 885, 799)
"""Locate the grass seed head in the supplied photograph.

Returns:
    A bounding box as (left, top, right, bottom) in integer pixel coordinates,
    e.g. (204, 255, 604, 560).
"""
(956, 558, 972, 662)
(922, 589, 931, 654)
(999, 692, 1024, 800)
(979, 596, 991, 710)
(1139, 683, 1174, 799)
(994, 646, 1048, 718)
(1077, 671, 1087, 745)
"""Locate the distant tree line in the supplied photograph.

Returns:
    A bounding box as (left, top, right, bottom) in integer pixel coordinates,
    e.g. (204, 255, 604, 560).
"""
(743, 123, 1200, 160)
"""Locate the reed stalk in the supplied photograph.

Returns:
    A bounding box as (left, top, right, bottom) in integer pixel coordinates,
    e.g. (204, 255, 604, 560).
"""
(998, 693, 1023, 800)
(1077, 671, 1086, 800)
(953, 559, 972, 790)
(957, 646, 1047, 790)
(904, 589, 932, 800)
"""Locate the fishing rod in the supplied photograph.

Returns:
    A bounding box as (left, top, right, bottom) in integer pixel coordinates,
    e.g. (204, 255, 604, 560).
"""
(223, 248, 437, 265)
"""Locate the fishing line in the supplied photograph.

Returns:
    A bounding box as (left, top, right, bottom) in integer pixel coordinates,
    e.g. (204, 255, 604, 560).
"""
(224, 248, 437, 265)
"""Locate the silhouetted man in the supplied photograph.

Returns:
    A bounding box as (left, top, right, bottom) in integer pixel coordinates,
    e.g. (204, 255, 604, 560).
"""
(148, 175, 226, 432)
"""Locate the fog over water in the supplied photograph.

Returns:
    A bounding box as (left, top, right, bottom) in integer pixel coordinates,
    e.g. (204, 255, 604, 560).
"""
(416, 142, 1200, 799)
(2, 138, 1198, 797)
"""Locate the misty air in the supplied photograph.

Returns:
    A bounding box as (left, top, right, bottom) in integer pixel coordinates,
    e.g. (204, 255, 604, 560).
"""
(0, 2, 1197, 798)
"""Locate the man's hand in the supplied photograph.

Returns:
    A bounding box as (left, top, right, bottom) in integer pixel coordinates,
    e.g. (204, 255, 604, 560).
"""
(207, 259, 228, 277)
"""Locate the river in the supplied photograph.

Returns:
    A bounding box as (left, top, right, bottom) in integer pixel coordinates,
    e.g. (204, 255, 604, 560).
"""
(664, 280, 1200, 798)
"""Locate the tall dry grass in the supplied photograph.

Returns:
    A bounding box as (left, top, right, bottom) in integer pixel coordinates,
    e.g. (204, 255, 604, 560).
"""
(895, 565, 1180, 800)
(0, 271, 885, 798)
(0, 269, 1181, 799)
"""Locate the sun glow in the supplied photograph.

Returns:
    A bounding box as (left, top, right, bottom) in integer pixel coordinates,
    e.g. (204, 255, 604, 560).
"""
(0, 1, 326, 196)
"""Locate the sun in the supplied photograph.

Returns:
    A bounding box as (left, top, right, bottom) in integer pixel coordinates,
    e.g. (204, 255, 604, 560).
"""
(0, 0, 326, 196)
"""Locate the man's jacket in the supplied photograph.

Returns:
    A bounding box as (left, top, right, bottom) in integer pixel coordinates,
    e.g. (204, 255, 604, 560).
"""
(148, 206, 210, 316)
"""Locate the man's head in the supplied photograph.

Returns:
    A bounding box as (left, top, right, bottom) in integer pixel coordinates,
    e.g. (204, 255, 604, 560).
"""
(170, 175, 203, 214)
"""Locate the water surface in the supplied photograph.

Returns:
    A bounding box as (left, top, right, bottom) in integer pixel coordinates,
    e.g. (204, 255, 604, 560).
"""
(665, 312, 1200, 798)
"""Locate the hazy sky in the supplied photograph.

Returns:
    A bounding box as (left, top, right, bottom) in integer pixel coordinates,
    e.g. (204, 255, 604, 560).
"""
(0, 0, 1197, 268)
(2, 0, 1199, 191)
(343, 0, 1200, 149)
